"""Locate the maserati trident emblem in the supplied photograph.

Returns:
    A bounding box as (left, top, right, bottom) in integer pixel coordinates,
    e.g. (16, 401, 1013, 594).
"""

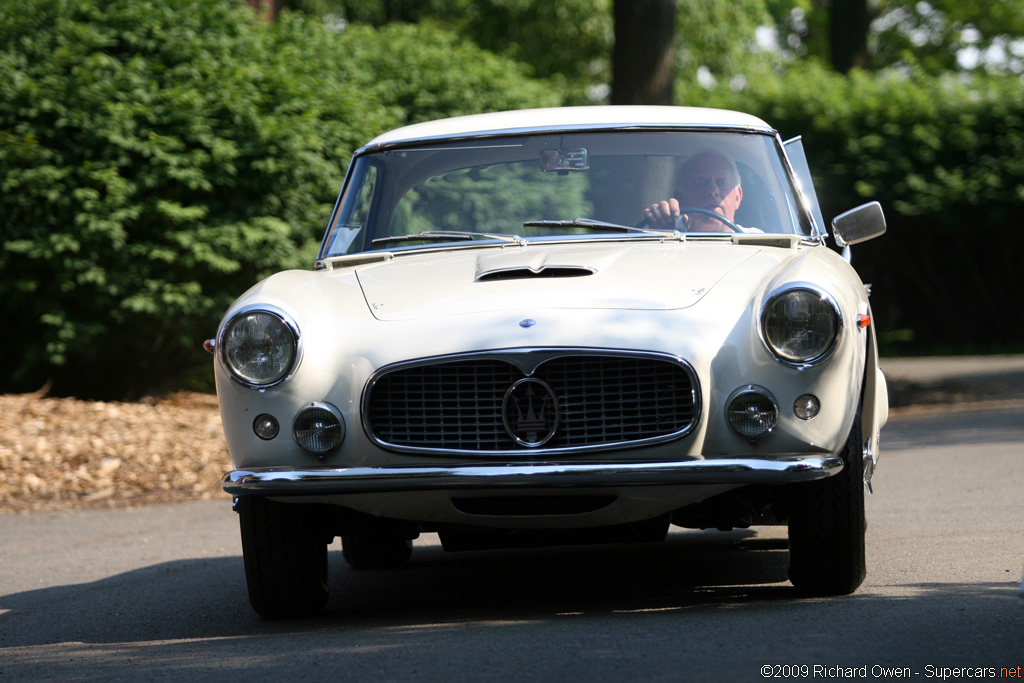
(502, 377, 559, 447)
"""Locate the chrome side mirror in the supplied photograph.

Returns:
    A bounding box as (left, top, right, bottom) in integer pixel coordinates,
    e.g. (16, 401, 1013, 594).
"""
(833, 201, 886, 247)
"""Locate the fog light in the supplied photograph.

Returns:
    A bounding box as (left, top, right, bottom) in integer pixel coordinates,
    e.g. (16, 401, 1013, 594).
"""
(726, 385, 778, 439)
(293, 402, 345, 456)
(793, 394, 820, 420)
(253, 414, 280, 440)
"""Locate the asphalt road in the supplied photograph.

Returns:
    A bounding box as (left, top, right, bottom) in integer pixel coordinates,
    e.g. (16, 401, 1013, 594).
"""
(2, 405, 1023, 681)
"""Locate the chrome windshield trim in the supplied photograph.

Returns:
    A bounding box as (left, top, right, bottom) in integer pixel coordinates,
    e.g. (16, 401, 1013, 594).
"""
(222, 455, 843, 496)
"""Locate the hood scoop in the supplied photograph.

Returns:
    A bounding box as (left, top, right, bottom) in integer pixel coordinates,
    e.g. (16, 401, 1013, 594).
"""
(476, 265, 595, 282)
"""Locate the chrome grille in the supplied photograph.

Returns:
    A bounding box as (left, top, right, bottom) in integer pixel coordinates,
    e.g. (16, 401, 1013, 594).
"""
(365, 351, 698, 455)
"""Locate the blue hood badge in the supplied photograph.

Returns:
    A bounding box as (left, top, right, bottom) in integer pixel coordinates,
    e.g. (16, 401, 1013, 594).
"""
(520, 319, 537, 328)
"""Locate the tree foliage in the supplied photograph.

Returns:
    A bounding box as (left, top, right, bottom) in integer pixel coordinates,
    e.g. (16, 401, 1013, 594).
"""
(675, 0, 780, 86)
(320, 0, 612, 104)
(769, 0, 1024, 75)
(282, 1, 1024, 89)
(0, 0, 558, 398)
(319, 0, 783, 102)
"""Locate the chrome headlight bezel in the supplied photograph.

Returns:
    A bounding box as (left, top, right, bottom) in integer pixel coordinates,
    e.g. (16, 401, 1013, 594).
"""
(760, 284, 843, 367)
(218, 304, 301, 388)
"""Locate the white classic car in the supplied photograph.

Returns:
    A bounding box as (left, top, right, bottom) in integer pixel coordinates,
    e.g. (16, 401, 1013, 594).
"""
(209, 106, 888, 618)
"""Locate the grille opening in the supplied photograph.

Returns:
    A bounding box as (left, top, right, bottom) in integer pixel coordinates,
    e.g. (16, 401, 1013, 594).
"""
(452, 495, 617, 516)
(366, 352, 698, 454)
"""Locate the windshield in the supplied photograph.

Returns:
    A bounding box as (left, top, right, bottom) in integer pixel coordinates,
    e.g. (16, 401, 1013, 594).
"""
(320, 130, 812, 259)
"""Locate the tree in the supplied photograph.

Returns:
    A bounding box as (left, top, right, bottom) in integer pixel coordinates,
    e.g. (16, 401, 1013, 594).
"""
(247, 0, 283, 21)
(830, 0, 868, 72)
(0, 0, 558, 399)
(611, 0, 676, 104)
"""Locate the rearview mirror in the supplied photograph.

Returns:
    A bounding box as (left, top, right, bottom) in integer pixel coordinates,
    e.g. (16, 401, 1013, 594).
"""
(539, 148, 589, 173)
(832, 201, 886, 247)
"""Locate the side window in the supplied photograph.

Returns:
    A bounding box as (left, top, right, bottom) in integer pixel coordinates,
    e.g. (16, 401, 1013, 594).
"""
(782, 137, 825, 236)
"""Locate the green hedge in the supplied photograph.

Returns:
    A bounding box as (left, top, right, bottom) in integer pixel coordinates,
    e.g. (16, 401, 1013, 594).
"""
(682, 65, 1024, 355)
(0, 0, 558, 399)
(5, 1, 1019, 400)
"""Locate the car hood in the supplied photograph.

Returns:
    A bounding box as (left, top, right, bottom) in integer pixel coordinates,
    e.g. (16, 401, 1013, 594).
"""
(353, 242, 771, 321)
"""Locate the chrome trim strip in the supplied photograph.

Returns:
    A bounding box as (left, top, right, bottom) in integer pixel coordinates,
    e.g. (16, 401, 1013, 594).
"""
(361, 348, 702, 457)
(222, 455, 843, 496)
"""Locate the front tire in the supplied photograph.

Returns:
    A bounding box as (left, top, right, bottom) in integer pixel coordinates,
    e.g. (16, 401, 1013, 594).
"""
(237, 497, 330, 619)
(787, 409, 867, 595)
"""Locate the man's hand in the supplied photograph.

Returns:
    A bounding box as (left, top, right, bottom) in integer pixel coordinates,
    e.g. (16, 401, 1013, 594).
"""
(644, 198, 681, 230)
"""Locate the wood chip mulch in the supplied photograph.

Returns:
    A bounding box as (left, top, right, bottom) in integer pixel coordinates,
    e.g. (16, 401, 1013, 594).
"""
(0, 392, 230, 514)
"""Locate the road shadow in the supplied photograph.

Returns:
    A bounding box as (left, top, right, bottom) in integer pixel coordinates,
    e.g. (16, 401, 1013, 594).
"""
(3, 527, 1021, 640)
(2, 528, 1021, 680)
(0, 529, 792, 647)
(332, 529, 795, 622)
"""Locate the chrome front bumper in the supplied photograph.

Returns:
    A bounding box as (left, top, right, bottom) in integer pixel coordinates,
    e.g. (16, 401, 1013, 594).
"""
(222, 456, 843, 497)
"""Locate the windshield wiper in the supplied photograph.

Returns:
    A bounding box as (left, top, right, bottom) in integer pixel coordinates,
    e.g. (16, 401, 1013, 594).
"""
(372, 231, 524, 247)
(371, 220, 673, 248)
(522, 218, 670, 235)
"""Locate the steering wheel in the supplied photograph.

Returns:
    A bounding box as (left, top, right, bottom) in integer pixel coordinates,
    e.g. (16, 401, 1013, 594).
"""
(635, 206, 741, 233)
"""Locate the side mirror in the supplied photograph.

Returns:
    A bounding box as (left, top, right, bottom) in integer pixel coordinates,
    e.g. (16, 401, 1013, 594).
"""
(833, 201, 886, 247)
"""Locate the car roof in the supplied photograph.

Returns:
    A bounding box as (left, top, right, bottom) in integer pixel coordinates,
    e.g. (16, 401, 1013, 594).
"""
(364, 106, 775, 150)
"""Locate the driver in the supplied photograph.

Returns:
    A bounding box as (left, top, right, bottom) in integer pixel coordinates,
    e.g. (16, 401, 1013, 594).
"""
(643, 151, 745, 232)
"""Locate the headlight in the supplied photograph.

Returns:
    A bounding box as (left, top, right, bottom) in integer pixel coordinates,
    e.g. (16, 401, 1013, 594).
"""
(761, 286, 841, 365)
(220, 308, 299, 386)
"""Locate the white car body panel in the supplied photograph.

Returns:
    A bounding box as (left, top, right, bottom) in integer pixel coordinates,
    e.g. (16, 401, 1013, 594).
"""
(365, 105, 773, 148)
